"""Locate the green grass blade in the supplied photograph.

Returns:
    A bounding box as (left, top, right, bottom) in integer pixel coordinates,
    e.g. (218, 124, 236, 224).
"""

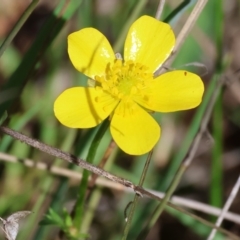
(0, 0, 39, 58)
(210, 0, 224, 210)
(0, 0, 82, 118)
(72, 120, 110, 236)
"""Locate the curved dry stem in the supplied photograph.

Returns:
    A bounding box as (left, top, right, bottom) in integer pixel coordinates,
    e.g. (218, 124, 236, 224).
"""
(157, 0, 209, 75)
(1, 151, 240, 225)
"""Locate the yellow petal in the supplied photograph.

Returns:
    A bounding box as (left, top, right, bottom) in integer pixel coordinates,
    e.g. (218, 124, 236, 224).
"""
(54, 87, 118, 128)
(124, 15, 175, 73)
(110, 99, 160, 155)
(68, 28, 115, 78)
(134, 71, 204, 112)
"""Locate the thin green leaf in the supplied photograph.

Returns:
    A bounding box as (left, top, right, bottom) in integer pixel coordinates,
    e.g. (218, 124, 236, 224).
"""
(0, 0, 39, 58)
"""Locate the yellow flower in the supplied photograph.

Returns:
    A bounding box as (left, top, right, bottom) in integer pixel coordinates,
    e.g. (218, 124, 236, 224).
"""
(54, 15, 204, 155)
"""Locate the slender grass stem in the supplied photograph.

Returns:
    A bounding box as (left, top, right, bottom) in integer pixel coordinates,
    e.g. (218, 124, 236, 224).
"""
(207, 176, 240, 240)
(210, 0, 224, 211)
(72, 120, 109, 234)
(0, 0, 39, 58)
(122, 150, 153, 240)
(81, 143, 116, 233)
(158, 0, 209, 76)
(155, 0, 166, 20)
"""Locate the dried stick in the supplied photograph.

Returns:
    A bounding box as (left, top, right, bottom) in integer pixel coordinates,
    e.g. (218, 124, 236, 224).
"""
(0, 126, 135, 191)
(0, 151, 240, 225)
(174, 0, 208, 55)
(155, 0, 166, 20)
(207, 176, 240, 240)
(157, 0, 209, 75)
(0, 136, 240, 240)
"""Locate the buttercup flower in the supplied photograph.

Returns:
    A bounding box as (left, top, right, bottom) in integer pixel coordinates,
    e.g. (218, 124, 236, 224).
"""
(54, 15, 204, 155)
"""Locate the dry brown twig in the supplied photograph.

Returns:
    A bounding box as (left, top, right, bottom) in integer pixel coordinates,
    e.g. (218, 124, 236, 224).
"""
(173, 0, 208, 55)
(155, 0, 165, 20)
(0, 128, 240, 239)
(156, 0, 209, 76)
(1, 151, 240, 225)
(207, 176, 240, 240)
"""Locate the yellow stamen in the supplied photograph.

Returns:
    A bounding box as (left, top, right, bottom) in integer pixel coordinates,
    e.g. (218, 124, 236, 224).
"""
(94, 59, 154, 102)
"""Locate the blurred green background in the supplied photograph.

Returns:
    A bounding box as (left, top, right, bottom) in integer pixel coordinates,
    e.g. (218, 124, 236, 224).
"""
(0, 0, 240, 239)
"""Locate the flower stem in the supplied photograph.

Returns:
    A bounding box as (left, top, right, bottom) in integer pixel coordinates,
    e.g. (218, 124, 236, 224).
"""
(72, 119, 110, 234)
(122, 150, 153, 240)
(80, 143, 117, 234)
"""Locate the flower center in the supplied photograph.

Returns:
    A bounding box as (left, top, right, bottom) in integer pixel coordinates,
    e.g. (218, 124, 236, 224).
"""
(94, 59, 153, 100)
